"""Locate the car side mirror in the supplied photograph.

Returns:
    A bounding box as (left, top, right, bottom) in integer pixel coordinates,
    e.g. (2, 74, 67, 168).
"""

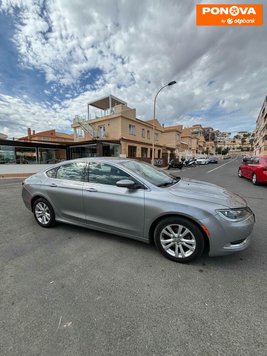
(116, 179, 138, 189)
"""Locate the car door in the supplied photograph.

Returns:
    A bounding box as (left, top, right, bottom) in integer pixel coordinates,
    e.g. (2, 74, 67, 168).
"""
(242, 158, 252, 178)
(83, 162, 145, 238)
(244, 157, 256, 179)
(248, 157, 260, 179)
(44, 161, 86, 223)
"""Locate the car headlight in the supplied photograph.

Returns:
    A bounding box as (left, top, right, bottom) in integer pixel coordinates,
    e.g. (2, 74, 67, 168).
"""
(216, 208, 251, 221)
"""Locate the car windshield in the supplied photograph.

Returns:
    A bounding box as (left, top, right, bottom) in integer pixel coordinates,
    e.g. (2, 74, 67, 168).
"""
(121, 160, 180, 187)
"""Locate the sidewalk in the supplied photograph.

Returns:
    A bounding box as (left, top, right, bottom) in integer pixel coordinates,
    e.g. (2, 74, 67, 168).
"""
(0, 164, 53, 179)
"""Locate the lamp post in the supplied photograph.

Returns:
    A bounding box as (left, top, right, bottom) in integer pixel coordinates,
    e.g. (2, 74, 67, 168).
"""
(151, 81, 176, 165)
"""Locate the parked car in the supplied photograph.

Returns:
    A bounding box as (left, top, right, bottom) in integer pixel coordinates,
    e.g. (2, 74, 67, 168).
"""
(238, 155, 267, 185)
(167, 159, 183, 170)
(208, 156, 218, 164)
(223, 155, 231, 160)
(22, 158, 255, 263)
(196, 157, 209, 165)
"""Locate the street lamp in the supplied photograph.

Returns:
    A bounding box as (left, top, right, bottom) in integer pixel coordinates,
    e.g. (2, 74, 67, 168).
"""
(151, 81, 176, 165)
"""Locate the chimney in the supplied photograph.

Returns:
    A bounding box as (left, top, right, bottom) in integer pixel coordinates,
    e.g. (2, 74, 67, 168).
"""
(27, 128, 31, 140)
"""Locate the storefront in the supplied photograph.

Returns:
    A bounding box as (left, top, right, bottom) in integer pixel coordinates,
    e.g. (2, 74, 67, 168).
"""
(0, 140, 67, 164)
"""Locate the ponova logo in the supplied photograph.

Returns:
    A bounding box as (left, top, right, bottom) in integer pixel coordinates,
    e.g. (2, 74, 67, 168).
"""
(196, 4, 263, 26)
(202, 6, 256, 16)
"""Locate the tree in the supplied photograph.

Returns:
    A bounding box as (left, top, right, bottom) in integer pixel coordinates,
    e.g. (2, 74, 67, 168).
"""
(222, 147, 229, 155)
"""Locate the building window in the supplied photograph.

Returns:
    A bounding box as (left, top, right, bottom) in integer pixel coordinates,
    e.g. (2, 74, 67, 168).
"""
(0, 145, 15, 164)
(141, 147, 148, 158)
(75, 127, 84, 138)
(38, 148, 66, 164)
(128, 124, 136, 135)
(15, 147, 37, 164)
(128, 145, 137, 158)
(176, 133, 180, 141)
(155, 133, 159, 141)
(98, 125, 105, 138)
(147, 130, 150, 139)
(141, 128, 145, 138)
(158, 149, 161, 158)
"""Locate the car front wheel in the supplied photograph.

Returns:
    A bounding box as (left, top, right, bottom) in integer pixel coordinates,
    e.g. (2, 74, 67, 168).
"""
(154, 217, 205, 263)
(33, 198, 56, 228)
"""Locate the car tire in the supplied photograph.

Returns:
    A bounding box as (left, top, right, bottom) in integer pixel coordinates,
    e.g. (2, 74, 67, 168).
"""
(238, 168, 243, 178)
(33, 198, 56, 228)
(154, 217, 205, 263)
(252, 173, 258, 185)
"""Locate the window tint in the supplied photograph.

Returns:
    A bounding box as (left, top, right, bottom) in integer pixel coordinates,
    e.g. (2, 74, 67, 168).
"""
(89, 163, 132, 185)
(56, 162, 86, 181)
(121, 160, 175, 187)
(46, 167, 58, 178)
(252, 157, 260, 164)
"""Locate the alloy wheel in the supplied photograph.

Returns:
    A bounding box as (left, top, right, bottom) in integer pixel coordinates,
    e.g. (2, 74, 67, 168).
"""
(159, 224, 196, 259)
(35, 202, 51, 225)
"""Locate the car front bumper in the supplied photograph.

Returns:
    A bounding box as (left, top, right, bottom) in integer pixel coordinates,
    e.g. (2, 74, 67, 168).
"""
(200, 209, 255, 257)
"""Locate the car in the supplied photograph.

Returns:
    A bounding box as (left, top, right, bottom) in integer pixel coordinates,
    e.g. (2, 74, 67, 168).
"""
(22, 158, 255, 263)
(208, 156, 218, 164)
(223, 155, 231, 160)
(238, 155, 267, 185)
(196, 157, 209, 165)
(167, 158, 183, 170)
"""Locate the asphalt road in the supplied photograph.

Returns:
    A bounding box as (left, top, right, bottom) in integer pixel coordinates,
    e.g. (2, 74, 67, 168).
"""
(0, 158, 267, 356)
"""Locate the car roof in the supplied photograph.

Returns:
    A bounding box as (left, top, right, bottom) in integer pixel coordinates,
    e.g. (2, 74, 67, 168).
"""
(56, 157, 139, 165)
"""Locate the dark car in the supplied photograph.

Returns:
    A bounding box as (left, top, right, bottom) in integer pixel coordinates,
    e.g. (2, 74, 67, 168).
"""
(167, 159, 183, 170)
(238, 155, 267, 185)
(208, 157, 218, 164)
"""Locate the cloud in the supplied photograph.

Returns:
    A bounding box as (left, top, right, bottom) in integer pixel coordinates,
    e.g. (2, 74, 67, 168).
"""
(0, 0, 266, 138)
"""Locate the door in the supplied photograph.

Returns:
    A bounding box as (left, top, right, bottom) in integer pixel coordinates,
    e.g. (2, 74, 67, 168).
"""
(44, 161, 86, 223)
(83, 162, 145, 238)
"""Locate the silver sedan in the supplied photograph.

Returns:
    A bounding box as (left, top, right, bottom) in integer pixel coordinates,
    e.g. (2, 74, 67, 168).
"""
(22, 158, 255, 263)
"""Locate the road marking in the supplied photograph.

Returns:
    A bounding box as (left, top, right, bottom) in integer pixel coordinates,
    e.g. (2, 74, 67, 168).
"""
(207, 157, 238, 174)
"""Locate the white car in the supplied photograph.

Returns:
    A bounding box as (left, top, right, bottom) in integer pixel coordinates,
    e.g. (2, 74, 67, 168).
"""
(196, 157, 209, 165)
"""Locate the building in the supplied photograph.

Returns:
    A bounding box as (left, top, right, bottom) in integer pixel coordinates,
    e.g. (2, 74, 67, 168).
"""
(0, 133, 8, 140)
(254, 96, 267, 155)
(18, 128, 74, 143)
(71, 95, 177, 165)
(0, 95, 222, 166)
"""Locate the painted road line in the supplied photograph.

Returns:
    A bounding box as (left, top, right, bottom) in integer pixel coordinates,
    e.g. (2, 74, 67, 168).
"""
(207, 157, 238, 174)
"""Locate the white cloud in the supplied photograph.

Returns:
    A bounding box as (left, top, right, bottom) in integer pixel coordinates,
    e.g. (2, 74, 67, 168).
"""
(0, 0, 266, 137)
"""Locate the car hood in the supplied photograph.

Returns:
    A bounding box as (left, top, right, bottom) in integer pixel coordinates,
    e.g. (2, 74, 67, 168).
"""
(168, 178, 247, 208)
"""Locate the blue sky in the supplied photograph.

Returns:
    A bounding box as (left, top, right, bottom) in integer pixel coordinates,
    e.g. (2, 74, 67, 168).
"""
(0, 0, 266, 138)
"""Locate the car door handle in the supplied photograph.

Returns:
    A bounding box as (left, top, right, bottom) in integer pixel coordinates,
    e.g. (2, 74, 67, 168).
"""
(85, 187, 98, 192)
(50, 183, 58, 187)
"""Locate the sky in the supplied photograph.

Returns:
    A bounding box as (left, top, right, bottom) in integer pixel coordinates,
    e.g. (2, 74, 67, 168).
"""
(0, 0, 266, 139)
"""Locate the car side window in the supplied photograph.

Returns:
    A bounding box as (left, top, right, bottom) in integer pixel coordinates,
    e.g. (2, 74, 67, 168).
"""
(54, 162, 86, 181)
(88, 163, 133, 186)
(46, 167, 58, 178)
(252, 157, 260, 164)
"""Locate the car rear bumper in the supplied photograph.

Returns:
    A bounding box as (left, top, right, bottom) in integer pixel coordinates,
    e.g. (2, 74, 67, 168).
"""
(22, 185, 32, 211)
